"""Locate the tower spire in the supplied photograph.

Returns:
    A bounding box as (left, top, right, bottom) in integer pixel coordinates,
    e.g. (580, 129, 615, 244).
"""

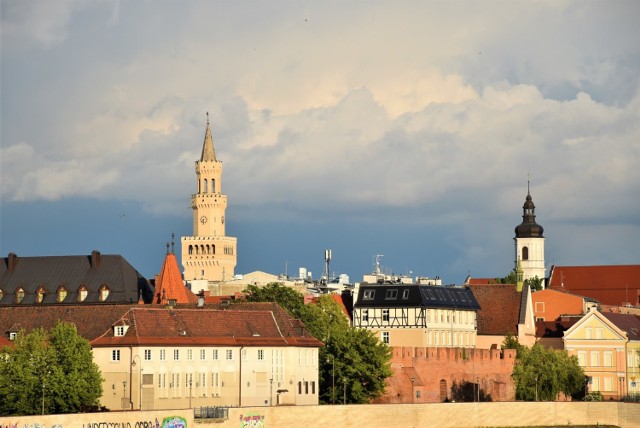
(200, 112, 216, 162)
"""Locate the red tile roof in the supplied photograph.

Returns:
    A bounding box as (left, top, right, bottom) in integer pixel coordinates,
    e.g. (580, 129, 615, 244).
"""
(535, 319, 578, 339)
(467, 278, 508, 286)
(548, 265, 640, 307)
(0, 303, 322, 349)
(468, 284, 521, 336)
(153, 253, 198, 304)
(601, 312, 640, 341)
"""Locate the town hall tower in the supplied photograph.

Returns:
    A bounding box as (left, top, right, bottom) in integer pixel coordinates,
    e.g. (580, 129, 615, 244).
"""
(181, 114, 237, 283)
(514, 182, 545, 283)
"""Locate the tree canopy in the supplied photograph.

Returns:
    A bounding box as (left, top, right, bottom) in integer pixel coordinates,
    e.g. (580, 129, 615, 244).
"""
(242, 284, 393, 404)
(243, 282, 305, 317)
(506, 337, 584, 401)
(0, 322, 103, 415)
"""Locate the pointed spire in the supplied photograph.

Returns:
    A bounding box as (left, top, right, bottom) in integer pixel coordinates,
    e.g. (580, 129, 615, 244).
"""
(200, 112, 217, 162)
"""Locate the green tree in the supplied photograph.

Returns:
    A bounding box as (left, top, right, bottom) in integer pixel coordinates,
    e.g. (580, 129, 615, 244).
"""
(525, 276, 544, 291)
(243, 282, 304, 317)
(501, 333, 526, 359)
(0, 322, 102, 415)
(511, 343, 584, 401)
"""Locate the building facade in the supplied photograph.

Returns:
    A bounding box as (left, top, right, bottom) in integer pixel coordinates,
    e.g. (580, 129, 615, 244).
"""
(514, 183, 545, 282)
(182, 115, 237, 283)
(353, 284, 480, 348)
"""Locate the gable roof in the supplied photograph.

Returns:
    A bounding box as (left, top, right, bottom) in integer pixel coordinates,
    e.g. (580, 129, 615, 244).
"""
(548, 265, 640, 307)
(563, 308, 628, 342)
(354, 284, 480, 310)
(535, 318, 579, 339)
(468, 284, 521, 336)
(153, 252, 198, 304)
(0, 303, 323, 348)
(0, 251, 153, 305)
(602, 312, 640, 341)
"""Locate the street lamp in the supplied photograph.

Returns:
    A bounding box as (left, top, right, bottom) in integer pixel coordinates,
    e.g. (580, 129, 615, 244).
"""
(343, 378, 347, 405)
(189, 379, 193, 409)
(269, 378, 274, 406)
(122, 381, 127, 411)
(534, 376, 538, 402)
(131, 355, 142, 410)
(476, 377, 480, 402)
(411, 377, 415, 403)
(326, 355, 335, 405)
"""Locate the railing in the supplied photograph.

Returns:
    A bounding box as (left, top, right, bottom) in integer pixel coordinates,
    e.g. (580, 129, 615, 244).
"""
(194, 406, 230, 419)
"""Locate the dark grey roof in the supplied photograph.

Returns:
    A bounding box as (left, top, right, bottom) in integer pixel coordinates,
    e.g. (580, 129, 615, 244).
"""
(354, 284, 480, 310)
(0, 251, 154, 305)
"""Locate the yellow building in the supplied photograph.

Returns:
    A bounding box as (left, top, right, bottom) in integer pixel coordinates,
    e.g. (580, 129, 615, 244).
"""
(182, 114, 237, 284)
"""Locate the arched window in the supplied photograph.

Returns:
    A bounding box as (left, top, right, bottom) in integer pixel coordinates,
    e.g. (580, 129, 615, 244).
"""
(206, 244, 210, 254)
(78, 286, 88, 302)
(211, 244, 216, 255)
(15, 287, 25, 304)
(188, 245, 193, 255)
(99, 285, 110, 302)
(36, 287, 46, 303)
(203, 179, 208, 193)
(57, 286, 68, 303)
(211, 179, 216, 193)
(522, 246, 529, 261)
(200, 245, 205, 254)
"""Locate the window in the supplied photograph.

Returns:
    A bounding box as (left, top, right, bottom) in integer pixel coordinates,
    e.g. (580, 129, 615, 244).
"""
(590, 351, 599, 367)
(99, 285, 110, 301)
(603, 377, 613, 392)
(258, 349, 264, 360)
(226, 349, 233, 360)
(363, 290, 375, 300)
(36, 287, 46, 303)
(381, 332, 390, 344)
(9, 332, 17, 341)
(57, 286, 67, 303)
(160, 349, 166, 360)
(187, 349, 193, 360)
(385, 289, 398, 300)
(144, 349, 151, 360)
(114, 326, 126, 336)
(522, 246, 529, 260)
(416, 390, 421, 398)
(200, 349, 206, 360)
(577, 351, 586, 366)
(174, 349, 180, 360)
(15, 288, 24, 304)
(362, 309, 369, 322)
(591, 377, 600, 392)
(604, 351, 613, 367)
(212, 349, 218, 360)
(0, 289, 3, 300)
(78, 286, 88, 302)
(382, 309, 389, 322)
(402, 289, 409, 300)
(596, 328, 604, 339)
(112, 350, 120, 361)
(586, 328, 593, 339)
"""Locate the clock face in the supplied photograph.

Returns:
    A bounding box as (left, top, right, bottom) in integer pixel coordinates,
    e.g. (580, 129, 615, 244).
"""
(200, 215, 208, 225)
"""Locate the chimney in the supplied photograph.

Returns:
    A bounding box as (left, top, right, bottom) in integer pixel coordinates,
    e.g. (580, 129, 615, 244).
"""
(7, 253, 17, 271)
(91, 250, 101, 269)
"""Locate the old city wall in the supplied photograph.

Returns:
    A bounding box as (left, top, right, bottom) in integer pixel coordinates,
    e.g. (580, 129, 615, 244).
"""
(2, 402, 640, 428)
(375, 346, 517, 403)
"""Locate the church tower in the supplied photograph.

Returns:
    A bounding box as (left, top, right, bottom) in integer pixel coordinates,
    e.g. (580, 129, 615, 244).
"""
(514, 182, 545, 283)
(181, 114, 237, 283)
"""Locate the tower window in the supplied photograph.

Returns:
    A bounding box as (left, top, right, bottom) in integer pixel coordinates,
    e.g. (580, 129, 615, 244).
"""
(189, 245, 193, 255)
(211, 179, 216, 193)
(522, 246, 529, 261)
(203, 179, 208, 193)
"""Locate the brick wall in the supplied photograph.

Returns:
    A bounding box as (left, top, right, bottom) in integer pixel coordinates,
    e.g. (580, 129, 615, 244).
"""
(374, 346, 517, 403)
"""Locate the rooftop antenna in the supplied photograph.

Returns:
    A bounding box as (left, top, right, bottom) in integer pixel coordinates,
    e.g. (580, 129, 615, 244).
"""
(171, 233, 175, 254)
(165, 242, 170, 255)
(323, 249, 332, 283)
(206, 111, 210, 125)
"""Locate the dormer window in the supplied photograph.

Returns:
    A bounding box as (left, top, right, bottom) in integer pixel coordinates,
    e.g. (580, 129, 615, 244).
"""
(36, 287, 46, 303)
(99, 285, 110, 301)
(15, 288, 25, 304)
(0, 289, 3, 301)
(363, 290, 375, 300)
(78, 286, 88, 302)
(402, 289, 410, 300)
(385, 289, 398, 300)
(9, 332, 17, 341)
(114, 325, 128, 337)
(57, 286, 67, 303)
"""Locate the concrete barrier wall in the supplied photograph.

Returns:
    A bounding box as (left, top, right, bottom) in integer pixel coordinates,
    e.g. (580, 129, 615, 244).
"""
(2, 402, 639, 428)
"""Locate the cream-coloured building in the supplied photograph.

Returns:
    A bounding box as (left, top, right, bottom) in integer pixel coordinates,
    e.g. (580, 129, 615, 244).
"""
(182, 115, 237, 284)
(0, 303, 322, 410)
(353, 284, 480, 348)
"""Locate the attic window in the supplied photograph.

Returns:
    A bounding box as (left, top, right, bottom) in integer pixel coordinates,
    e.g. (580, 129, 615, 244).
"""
(78, 286, 88, 302)
(402, 289, 409, 300)
(15, 288, 24, 304)
(385, 289, 398, 300)
(0, 289, 3, 301)
(57, 286, 67, 303)
(9, 332, 17, 341)
(99, 285, 110, 301)
(36, 287, 46, 303)
(363, 290, 375, 300)
(114, 326, 128, 337)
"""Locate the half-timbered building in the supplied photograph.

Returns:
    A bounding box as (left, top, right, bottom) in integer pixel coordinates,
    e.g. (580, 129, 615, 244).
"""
(353, 284, 480, 348)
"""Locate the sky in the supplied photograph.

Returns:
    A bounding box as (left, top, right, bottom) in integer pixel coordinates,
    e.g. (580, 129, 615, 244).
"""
(1, 0, 639, 284)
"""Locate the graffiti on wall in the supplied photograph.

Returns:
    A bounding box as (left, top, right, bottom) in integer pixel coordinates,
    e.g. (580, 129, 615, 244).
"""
(239, 414, 264, 428)
(80, 416, 186, 428)
(161, 417, 186, 428)
(1, 425, 62, 428)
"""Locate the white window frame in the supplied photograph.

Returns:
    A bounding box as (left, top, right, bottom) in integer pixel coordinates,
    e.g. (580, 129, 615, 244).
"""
(381, 331, 390, 344)
(112, 349, 121, 361)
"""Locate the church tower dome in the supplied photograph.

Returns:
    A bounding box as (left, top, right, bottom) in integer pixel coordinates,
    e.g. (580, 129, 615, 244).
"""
(513, 182, 546, 284)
